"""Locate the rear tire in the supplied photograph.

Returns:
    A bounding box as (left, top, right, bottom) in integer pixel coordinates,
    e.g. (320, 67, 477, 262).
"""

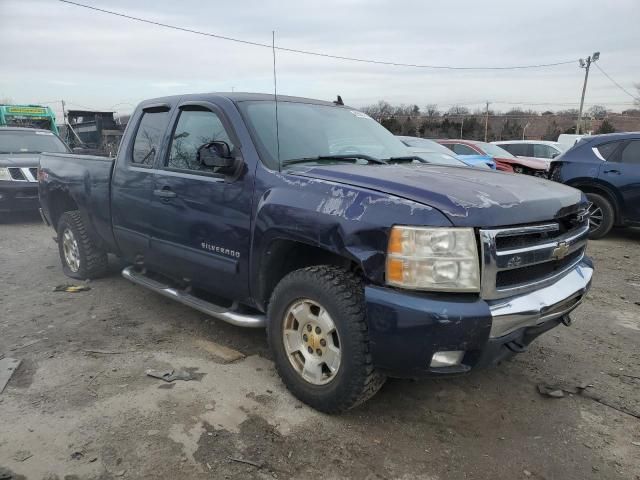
(57, 210, 108, 279)
(267, 266, 385, 413)
(585, 193, 614, 239)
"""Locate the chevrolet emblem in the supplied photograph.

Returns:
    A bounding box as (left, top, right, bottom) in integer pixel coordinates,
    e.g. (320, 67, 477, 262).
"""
(552, 241, 570, 260)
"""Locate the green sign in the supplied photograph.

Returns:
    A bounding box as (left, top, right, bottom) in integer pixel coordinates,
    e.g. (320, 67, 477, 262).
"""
(6, 106, 48, 115)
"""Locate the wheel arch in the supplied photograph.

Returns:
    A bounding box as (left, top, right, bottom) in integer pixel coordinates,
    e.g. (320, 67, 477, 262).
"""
(48, 189, 79, 228)
(568, 180, 622, 224)
(255, 238, 358, 312)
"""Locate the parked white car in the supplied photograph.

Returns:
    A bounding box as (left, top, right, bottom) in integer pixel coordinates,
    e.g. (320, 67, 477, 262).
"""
(492, 140, 567, 160)
(557, 134, 590, 149)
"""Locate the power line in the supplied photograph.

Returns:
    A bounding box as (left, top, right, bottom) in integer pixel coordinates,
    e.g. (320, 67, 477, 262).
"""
(594, 63, 640, 101)
(492, 100, 635, 106)
(58, 0, 577, 71)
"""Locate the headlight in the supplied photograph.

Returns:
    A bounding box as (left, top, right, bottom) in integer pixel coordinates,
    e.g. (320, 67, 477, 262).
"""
(386, 226, 480, 292)
(0, 168, 11, 181)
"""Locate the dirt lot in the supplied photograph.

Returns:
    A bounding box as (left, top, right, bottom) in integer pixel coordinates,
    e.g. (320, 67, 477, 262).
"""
(1, 212, 639, 480)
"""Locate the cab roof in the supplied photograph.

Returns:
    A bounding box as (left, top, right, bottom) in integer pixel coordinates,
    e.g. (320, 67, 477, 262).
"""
(138, 92, 348, 109)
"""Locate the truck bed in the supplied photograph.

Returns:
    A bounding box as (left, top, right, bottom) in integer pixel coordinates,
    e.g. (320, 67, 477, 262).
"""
(38, 152, 118, 253)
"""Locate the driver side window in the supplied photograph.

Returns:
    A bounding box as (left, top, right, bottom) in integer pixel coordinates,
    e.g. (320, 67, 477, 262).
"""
(167, 109, 234, 172)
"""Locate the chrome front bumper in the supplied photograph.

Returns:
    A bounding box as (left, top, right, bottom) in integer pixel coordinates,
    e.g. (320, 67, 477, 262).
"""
(488, 259, 593, 338)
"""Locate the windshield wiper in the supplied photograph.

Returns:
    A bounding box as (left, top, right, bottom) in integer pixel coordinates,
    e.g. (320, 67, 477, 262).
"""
(384, 155, 425, 163)
(282, 154, 387, 167)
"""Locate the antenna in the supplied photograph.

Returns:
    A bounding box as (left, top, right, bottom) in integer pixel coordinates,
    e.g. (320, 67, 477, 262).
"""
(272, 30, 281, 171)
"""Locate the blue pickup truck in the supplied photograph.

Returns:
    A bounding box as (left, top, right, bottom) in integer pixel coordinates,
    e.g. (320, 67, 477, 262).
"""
(39, 93, 594, 412)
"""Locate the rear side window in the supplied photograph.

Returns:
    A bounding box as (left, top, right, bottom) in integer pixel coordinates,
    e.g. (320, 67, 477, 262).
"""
(451, 143, 476, 155)
(132, 110, 170, 166)
(620, 140, 640, 165)
(595, 141, 622, 161)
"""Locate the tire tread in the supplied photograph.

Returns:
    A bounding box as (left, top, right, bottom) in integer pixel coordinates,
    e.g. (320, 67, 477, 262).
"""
(267, 265, 385, 413)
(58, 210, 108, 279)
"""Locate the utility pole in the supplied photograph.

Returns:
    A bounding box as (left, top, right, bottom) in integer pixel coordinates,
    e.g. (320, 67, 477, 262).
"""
(484, 101, 490, 142)
(576, 52, 600, 134)
(460, 118, 464, 139)
(61, 99, 67, 124)
(522, 122, 530, 140)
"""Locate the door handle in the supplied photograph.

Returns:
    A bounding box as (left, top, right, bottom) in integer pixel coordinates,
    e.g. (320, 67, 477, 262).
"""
(153, 188, 177, 198)
(603, 169, 621, 175)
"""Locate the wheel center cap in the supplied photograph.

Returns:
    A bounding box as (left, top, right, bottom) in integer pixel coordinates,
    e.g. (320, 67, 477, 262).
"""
(308, 333, 321, 350)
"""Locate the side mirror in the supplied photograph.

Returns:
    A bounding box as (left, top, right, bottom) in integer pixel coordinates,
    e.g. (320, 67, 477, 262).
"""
(197, 141, 235, 170)
(551, 152, 560, 159)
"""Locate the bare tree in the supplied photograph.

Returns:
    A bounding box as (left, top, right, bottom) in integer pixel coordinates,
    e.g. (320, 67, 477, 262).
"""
(424, 104, 439, 117)
(393, 104, 414, 116)
(557, 108, 580, 116)
(588, 105, 608, 119)
(361, 100, 394, 121)
(447, 105, 469, 115)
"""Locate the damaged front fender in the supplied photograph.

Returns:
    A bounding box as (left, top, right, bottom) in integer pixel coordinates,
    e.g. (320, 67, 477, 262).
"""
(250, 167, 452, 299)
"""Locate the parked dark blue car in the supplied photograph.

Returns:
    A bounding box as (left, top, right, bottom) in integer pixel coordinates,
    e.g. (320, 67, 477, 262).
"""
(550, 132, 640, 239)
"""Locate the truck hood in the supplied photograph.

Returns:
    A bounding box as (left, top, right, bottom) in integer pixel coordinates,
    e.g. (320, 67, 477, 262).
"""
(291, 163, 585, 228)
(0, 153, 41, 168)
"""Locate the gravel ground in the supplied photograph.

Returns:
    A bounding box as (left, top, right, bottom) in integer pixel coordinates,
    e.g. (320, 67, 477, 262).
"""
(1, 212, 639, 480)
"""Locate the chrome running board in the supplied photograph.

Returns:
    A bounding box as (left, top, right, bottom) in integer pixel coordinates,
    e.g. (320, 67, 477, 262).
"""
(121, 266, 266, 328)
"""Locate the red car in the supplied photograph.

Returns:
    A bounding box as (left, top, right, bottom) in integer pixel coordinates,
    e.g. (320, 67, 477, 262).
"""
(436, 139, 550, 176)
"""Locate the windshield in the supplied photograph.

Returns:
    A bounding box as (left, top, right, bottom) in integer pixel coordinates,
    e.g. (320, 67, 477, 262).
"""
(239, 101, 409, 169)
(0, 130, 68, 154)
(398, 136, 453, 155)
(477, 142, 516, 159)
(411, 150, 469, 167)
(4, 117, 53, 131)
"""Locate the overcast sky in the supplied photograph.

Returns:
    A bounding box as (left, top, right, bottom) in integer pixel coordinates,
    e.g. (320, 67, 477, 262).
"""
(1, 0, 639, 120)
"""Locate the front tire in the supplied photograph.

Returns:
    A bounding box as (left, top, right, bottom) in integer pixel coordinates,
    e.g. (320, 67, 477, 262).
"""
(585, 193, 614, 239)
(57, 211, 108, 279)
(267, 266, 385, 413)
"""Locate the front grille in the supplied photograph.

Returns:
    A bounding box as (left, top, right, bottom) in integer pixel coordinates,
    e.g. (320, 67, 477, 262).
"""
(8, 167, 26, 181)
(480, 209, 589, 299)
(7, 167, 37, 182)
(496, 249, 583, 289)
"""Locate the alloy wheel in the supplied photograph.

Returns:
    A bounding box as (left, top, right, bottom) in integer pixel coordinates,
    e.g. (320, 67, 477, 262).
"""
(282, 299, 341, 385)
(62, 228, 80, 272)
(587, 203, 603, 231)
